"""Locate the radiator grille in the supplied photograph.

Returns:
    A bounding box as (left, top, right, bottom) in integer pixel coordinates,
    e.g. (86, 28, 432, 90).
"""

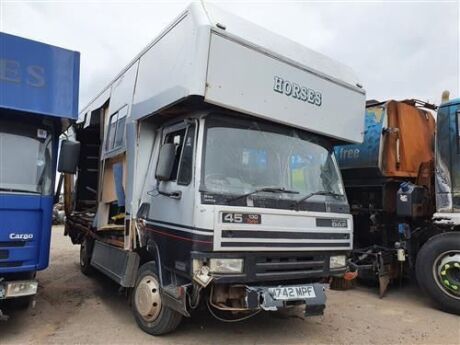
(216, 229, 352, 251)
(254, 254, 327, 278)
(0, 241, 26, 248)
(0, 261, 22, 268)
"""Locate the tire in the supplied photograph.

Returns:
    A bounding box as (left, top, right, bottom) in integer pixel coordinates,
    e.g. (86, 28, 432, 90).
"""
(80, 238, 94, 276)
(131, 262, 182, 335)
(416, 232, 460, 315)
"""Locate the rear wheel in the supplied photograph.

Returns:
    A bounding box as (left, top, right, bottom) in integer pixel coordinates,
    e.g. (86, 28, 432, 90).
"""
(132, 262, 182, 335)
(80, 238, 94, 276)
(416, 232, 460, 315)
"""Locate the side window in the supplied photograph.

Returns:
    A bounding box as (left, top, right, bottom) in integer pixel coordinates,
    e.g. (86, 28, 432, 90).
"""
(177, 125, 196, 185)
(164, 128, 187, 181)
(114, 116, 126, 148)
(106, 105, 128, 152)
(106, 112, 118, 151)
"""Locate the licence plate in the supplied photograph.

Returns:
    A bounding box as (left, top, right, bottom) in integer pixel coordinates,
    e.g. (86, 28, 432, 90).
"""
(269, 285, 316, 300)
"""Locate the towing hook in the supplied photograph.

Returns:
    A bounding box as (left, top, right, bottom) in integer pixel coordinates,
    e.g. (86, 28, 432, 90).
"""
(343, 271, 358, 281)
(346, 259, 360, 271)
(343, 259, 359, 281)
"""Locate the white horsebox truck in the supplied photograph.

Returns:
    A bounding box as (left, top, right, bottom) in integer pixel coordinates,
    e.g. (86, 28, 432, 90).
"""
(58, 3, 365, 335)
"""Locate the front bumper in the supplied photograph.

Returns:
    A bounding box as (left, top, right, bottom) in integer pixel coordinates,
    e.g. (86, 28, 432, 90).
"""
(0, 279, 38, 300)
(254, 283, 327, 316)
(433, 212, 460, 227)
(192, 251, 348, 284)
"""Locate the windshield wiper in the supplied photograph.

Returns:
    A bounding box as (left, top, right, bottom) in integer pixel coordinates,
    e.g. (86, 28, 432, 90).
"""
(291, 191, 344, 210)
(227, 187, 299, 203)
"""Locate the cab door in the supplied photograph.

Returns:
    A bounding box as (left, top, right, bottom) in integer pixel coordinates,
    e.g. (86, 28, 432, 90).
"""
(452, 106, 460, 209)
(147, 121, 197, 231)
(436, 103, 460, 211)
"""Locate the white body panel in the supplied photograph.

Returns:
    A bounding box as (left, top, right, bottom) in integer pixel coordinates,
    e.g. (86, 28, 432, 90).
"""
(80, 3, 365, 143)
(205, 33, 365, 143)
(211, 206, 353, 252)
(190, 183, 353, 251)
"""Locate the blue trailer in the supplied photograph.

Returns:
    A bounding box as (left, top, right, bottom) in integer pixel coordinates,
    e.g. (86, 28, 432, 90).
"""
(0, 33, 79, 318)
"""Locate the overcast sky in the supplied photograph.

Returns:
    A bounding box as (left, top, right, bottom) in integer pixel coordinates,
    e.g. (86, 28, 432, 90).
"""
(2, 0, 459, 108)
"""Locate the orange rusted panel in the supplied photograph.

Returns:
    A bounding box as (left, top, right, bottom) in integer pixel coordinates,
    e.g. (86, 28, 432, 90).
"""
(381, 100, 436, 178)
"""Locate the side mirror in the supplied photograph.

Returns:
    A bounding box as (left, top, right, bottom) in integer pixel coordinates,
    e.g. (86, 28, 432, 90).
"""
(58, 140, 81, 174)
(155, 143, 176, 181)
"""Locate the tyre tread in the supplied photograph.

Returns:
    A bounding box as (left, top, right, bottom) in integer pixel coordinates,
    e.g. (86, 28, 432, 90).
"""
(416, 232, 460, 315)
(132, 262, 183, 335)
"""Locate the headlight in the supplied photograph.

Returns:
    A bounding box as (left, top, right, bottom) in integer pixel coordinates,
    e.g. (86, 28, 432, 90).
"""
(5, 280, 38, 298)
(330, 255, 347, 269)
(209, 258, 244, 274)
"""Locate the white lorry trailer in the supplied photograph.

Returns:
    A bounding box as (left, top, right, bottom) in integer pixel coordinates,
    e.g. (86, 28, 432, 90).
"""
(58, 3, 366, 335)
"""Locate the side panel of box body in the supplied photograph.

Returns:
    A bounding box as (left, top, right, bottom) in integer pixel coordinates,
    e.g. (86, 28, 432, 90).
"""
(131, 12, 211, 121)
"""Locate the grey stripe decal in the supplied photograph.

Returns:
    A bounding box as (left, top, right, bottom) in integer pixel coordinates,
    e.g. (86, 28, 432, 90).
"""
(220, 242, 350, 248)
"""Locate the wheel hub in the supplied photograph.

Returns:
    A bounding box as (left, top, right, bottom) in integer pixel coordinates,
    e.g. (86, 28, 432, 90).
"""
(135, 275, 161, 322)
(437, 252, 460, 297)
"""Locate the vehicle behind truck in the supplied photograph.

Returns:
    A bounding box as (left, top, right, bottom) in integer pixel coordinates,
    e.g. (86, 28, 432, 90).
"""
(0, 33, 79, 319)
(335, 95, 460, 314)
(59, 3, 365, 335)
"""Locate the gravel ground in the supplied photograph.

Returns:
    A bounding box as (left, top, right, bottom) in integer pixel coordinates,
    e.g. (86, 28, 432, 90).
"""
(1, 226, 459, 345)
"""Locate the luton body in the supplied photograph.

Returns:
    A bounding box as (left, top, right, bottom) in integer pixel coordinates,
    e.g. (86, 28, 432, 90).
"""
(59, 3, 366, 334)
(335, 96, 460, 314)
(0, 33, 80, 318)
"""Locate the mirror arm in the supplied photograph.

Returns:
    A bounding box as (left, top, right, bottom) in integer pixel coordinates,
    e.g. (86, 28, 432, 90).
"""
(156, 181, 182, 199)
(54, 173, 64, 204)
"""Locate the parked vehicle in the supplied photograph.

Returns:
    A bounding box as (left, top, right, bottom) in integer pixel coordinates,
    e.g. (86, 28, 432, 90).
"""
(335, 95, 460, 315)
(0, 33, 80, 319)
(59, 3, 365, 335)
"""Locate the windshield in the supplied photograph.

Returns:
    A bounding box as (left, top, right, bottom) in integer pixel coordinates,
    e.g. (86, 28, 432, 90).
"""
(0, 118, 54, 195)
(202, 115, 344, 201)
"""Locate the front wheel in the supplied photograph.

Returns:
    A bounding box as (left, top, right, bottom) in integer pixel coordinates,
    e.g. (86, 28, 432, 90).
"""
(416, 232, 460, 315)
(131, 262, 182, 335)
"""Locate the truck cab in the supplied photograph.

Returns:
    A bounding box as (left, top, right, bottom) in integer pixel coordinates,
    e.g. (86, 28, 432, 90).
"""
(0, 33, 79, 317)
(334, 96, 460, 315)
(139, 110, 352, 281)
(434, 97, 460, 224)
(61, 3, 365, 334)
(420, 96, 460, 315)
